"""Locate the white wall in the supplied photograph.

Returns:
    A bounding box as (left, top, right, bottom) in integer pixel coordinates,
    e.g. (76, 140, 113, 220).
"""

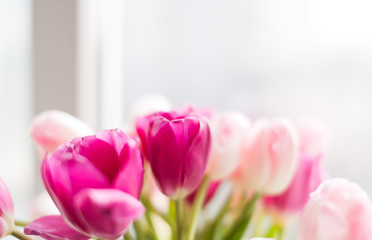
(0, 0, 33, 219)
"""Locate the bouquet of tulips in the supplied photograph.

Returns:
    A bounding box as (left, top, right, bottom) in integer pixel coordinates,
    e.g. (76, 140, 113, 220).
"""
(0, 96, 372, 240)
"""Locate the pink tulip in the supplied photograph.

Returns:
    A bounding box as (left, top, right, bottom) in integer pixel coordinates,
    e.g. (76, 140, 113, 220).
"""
(30, 110, 94, 155)
(233, 118, 298, 195)
(0, 178, 14, 237)
(298, 178, 372, 240)
(136, 111, 211, 198)
(206, 112, 251, 179)
(263, 154, 326, 220)
(26, 129, 145, 240)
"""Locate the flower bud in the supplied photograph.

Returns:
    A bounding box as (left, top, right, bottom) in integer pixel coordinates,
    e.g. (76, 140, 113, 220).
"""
(30, 110, 94, 155)
(233, 118, 298, 195)
(206, 112, 250, 179)
(0, 178, 14, 237)
(27, 129, 145, 240)
(136, 111, 211, 198)
(298, 178, 372, 240)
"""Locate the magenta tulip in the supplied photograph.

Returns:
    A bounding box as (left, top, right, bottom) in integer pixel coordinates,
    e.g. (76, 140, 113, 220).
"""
(0, 178, 14, 237)
(136, 111, 211, 198)
(26, 129, 145, 240)
(298, 178, 372, 240)
(264, 154, 326, 220)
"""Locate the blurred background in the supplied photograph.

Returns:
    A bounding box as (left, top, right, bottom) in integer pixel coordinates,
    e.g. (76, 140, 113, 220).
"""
(2, 0, 372, 223)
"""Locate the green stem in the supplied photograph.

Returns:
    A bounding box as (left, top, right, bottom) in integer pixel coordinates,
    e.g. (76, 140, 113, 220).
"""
(185, 176, 211, 240)
(133, 221, 146, 240)
(14, 220, 29, 227)
(264, 221, 284, 239)
(123, 231, 135, 240)
(200, 192, 232, 240)
(175, 199, 185, 240)
(144, 209, 160, 240)
(223, 193, 260, 240)
(11, 228, 34, 240)
(278, 226, 284, 240)
(141, 197, 176, 232)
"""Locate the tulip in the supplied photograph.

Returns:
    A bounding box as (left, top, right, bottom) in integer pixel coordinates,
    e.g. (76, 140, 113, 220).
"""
(263, 154, 326, 221)
(136, 111, 211, 198)
(298, 178, 372, 240)
(30, 110, 94, 155)
(233, 118, 298, 195)
(0, 178, 14, 237)
(26, 129, 145, 240)
(206, 111, 250, 179)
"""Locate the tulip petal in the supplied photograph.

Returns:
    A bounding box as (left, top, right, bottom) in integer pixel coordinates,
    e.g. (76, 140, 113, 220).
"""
(0, 178, 13, 221)
(183, 118, 211, 193)
(96, 129, 129, 156)
(72, 137, 120, 182)
(150, 117, 185, 197)
(264, 119, 298, 194)
(24, 215, 90, 240)
(42, 144, 110, 231)
(74, 188, 145, 240)
(135, 114, 154, 160)
(114, 141, 144, 199)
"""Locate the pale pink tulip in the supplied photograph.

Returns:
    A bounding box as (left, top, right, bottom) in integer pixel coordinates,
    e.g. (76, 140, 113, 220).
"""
(298, 178, 372, 240)
(206, 112, 251, 179)
(30, 110, 94, 155)
(0, 178, 14, 237)
(136, 111, 211, 198)
(26, 129, 145, 240)
(129, 93, 172, 123)
(233, 118, 298, 195)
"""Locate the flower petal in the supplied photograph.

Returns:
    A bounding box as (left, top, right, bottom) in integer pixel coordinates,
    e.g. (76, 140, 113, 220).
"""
(42, 143, 110, 232)
(183, 117, 211, 193)
(24, 215, 90, 240)
(96, 129, 129, 156)
(72, 136, 120, 182)
(74, 188, 145, 240)
(113, 140, 144, 199)
(150, 118, 185, 197)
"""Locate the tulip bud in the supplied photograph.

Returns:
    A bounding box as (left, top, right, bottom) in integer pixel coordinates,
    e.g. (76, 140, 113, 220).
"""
(0, 178, 14, 237)
(298, 178, 372, 240)
(129, 93, 172, 124)
(26, 129, 145, 240)
(30, 110, 94, 155)
(233, 118, 298, 195)
(136, 111, 211, 198)
(206, 112, 250, 179)
(263, 154, 326, 221)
